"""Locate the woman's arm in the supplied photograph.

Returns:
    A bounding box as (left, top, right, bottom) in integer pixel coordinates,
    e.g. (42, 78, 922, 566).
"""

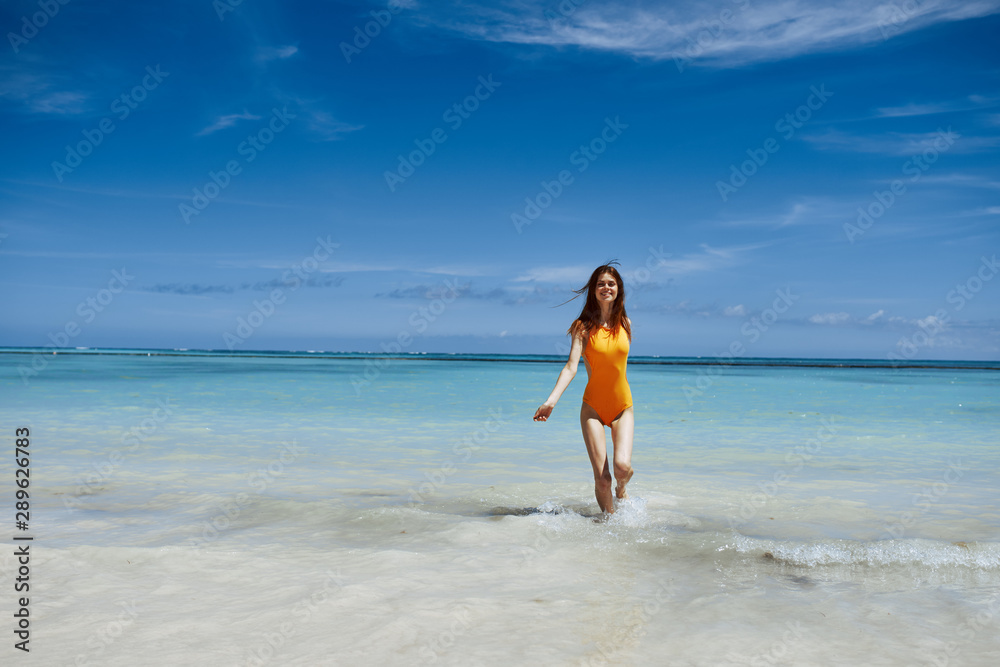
(533, 323, 585, 421)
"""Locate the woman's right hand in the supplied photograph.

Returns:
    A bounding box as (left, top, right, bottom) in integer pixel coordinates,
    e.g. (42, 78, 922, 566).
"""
(533, 404, 553, 421)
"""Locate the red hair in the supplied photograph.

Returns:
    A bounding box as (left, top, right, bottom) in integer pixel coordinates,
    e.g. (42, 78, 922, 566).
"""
(562, 261, 631, 342)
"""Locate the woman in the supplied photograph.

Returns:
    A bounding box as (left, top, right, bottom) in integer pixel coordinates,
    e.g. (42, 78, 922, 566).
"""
(533, 261, 634, 514)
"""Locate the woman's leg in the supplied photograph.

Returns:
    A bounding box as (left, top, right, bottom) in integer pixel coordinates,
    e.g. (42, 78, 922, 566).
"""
(580, 402, 614, 513)
(610, 407, 634, 499)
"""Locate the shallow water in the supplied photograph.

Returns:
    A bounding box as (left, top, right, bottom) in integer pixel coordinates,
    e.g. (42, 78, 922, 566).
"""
(1, 351, 998, 666)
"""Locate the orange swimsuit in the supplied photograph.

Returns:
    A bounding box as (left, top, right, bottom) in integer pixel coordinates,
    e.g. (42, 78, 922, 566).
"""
(582, 325, 633, 426)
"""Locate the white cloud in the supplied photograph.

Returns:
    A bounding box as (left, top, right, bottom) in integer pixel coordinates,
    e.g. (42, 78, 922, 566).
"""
(916, 173, 1000, 189)
(196, 109, 262, 136)
(304, 110, 365, 141)
(723, 304, 747, 316)
(874, 95, 1000, 118)
(802, 128, 1000, 155)
(654, 242, 768, 275)
(30, 91, 88, 114)
(809, 312, 851, 325)
(0, 71, 88, 115)
(917, 314, 946, 330)
(513, 265, 594, 283)
(719, 197, 850, 228)
(405, 0, 1000, 67)
(257, 45, 299, 61)
(865, 309, 885, 323)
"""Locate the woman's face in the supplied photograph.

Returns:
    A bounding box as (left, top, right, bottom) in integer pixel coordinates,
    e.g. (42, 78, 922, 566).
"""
(594, 272, 618, 306)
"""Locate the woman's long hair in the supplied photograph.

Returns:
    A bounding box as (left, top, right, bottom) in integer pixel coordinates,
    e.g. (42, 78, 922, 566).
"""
(559, 261, 631, 341)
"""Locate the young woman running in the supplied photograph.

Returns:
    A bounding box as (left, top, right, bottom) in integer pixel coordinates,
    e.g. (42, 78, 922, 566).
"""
(533, 262, 634, 514)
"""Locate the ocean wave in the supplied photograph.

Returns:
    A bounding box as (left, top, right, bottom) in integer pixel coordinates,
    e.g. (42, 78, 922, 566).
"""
(724, 533, 1000, 570)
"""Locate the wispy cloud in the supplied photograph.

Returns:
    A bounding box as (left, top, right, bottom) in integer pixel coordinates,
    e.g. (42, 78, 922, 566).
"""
(0, 70, 88, 115)
(802, 128, 999, 155)
(805, 309, 957, 330)
(29, 90, 89, 114)
(256, 45, 299, 61)
(514, 244, 764, 285)
(267, 93, 364, 141)
(144, 284, 236, 296)
(512, 265, 594, 284)
(242, 275, 345, 290)
(874, 94, 1000, 118)
(196, 109, 262, 136)
(809, 312, 851, 325)
(141, 275, 345, 295)
(723, 304, 747, 317)
(719, 198, 849, 228)
(658, 242, 767, 275)
(376, 280, 567, 305)
(404, 0, 1000, 67)
(955, 206, 1000, 217)
(866, 309, 885, 323)
(916, 173, 1000, 189)
(303, 110, 365, 141)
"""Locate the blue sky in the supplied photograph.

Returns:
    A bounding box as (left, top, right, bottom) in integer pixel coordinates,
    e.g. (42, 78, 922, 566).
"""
(1, 0, 998, 360)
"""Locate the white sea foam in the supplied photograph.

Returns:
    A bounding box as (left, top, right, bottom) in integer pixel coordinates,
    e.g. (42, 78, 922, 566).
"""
(727, 532, 1000, 570)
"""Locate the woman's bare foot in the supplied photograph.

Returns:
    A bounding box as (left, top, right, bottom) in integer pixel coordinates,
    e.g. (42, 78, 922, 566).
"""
(595, 477, 615, 514)
(615, 466, 633, 499)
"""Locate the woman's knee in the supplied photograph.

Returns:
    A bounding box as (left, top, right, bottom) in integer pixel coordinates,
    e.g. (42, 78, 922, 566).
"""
(613, 459, 632, 477)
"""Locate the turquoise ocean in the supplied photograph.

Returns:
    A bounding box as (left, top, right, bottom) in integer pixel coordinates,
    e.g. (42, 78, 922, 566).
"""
(1, 348, 998, 666)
